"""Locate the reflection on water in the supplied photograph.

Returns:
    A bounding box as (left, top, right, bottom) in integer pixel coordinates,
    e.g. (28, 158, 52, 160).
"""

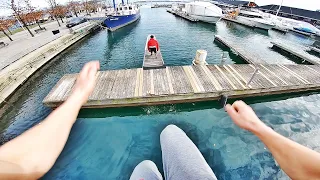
(0, 7, 319, 180)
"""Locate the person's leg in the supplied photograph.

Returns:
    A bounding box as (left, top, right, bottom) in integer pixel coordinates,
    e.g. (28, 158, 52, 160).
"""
(151, 48, 156, 56)
(130, 160, 163, 180)
(160, 125, 217, 180)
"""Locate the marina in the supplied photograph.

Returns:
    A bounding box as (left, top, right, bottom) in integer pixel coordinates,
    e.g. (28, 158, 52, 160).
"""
(1, 3, 320, 180)
(271, 41, 320, 65)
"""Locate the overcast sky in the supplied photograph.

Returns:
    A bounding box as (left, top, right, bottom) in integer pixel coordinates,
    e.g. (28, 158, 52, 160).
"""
(1, 0, 319, 16)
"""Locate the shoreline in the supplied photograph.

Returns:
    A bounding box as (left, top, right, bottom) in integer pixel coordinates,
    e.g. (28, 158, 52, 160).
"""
(0, 22, 102, 107)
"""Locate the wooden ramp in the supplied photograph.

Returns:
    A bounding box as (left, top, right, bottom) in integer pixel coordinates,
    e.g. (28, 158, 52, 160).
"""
(44, 64, 320, 108)
(271, 41, 320, 65)
(143, 35, 165, 69)
(214, 35, 266, 64)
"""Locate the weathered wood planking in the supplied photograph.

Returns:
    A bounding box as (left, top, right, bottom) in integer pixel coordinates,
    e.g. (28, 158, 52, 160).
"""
(271, 41, 320, 65)
(214, 35, 266, 64)
(43, 64, 320, 108)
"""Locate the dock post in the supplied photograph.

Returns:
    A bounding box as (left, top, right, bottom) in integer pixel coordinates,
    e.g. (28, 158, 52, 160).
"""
(247, 67, 259, 86)
(220, 51, 228, 65)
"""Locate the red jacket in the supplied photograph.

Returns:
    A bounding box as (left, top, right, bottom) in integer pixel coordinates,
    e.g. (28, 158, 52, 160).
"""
(147, 38, 159, 51)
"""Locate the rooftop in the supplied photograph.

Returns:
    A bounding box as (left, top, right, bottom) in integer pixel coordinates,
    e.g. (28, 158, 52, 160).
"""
(259, 4, 320, 21)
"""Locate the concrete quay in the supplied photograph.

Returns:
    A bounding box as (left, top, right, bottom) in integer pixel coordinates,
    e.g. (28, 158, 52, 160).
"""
(0, 21, 102, 107)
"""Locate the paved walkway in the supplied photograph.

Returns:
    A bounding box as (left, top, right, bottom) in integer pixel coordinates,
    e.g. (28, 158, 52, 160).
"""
(0, 20, 71, 70)
(0, 10, 107, 70)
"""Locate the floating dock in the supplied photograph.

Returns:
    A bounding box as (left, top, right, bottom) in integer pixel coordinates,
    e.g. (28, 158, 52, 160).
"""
(44, 64, 320, 108)
(271, 41, 320, 65)
(309, 47, 320, 54)
(143, 36, 165, 69)
(167, 9, 198, 22)
(214, 35, 266, 64)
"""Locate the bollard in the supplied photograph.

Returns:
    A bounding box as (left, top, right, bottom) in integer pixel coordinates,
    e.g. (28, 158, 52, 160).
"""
(192, 50, 208, 65)
(220, 51, 228, 65)
(247, 67, 259, 86)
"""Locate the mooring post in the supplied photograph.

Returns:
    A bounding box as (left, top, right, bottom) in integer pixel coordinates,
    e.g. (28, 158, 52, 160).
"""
(247, 66, 259, 86)
(220, 51, 228, 65)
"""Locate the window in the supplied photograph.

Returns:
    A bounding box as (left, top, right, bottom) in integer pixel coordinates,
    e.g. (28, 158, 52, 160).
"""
(117, 8, 119, 11)
(124, 7, 127, 10)
(120, 7, 122, 10)
(129, 6, 132, 10)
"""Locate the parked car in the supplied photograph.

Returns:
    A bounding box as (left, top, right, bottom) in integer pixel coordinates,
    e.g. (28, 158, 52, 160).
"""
(66, 17, 87, 28)
(65, 12, 73, 18)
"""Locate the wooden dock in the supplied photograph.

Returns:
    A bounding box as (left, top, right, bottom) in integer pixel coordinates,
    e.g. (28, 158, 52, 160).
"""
(271, 41, 320, 65)
(167, 9, 199, 22)
(309, 47, 320, 54)
(44, 64, 320, 108)
(214, 35, 266, 64)
(143, 35, 165, 69)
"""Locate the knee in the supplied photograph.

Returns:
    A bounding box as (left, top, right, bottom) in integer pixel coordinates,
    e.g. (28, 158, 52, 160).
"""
(160, 124, 183, 142)
(135, 160, 157, 170)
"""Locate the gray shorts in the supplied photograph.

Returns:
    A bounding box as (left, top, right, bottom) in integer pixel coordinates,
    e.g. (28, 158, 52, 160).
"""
(130, 125, 217, 180)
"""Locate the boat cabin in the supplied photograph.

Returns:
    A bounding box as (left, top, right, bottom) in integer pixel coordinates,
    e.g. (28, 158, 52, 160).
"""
(116, 4, 139, 15)
(239, 10, 263, 19)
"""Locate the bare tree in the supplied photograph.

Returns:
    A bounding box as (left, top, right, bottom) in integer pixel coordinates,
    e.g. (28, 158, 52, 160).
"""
(4, 19, 15, 35)
(0, 18, 13, 41)
(55, 5, 67, 23)
(47, 0, 60, 27)
(9, 0, 34, 37)
(68, 0, 79, 17)
(24, 0, 43, 29)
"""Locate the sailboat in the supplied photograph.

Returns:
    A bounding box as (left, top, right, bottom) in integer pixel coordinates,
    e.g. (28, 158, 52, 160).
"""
(103, 0, 140, 31)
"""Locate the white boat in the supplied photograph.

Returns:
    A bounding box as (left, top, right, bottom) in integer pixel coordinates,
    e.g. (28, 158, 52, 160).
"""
(237, 10, 275, 30)
(184, 2, 222, 24)
(224, 8, 275, 30)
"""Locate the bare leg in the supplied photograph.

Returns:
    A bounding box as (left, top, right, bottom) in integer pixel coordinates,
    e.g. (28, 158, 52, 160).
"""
(160, 125, 217, 180)
(130, 160, 163, 180)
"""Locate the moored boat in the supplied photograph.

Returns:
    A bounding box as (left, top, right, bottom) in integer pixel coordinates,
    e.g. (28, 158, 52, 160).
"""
(103, 2, 140, 31)
(184, 2, 222, 24)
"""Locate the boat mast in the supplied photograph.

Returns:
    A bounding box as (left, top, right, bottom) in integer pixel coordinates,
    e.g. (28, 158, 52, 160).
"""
(122, 0, 124, 5)
(276, 0, 284, 16)
(113, 0, 116, 10)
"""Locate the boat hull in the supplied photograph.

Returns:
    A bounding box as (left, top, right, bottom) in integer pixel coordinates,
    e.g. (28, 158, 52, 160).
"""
(252, 21, 274, 30)
(104, 13, 140, 31)
(189, 14, 220, 24)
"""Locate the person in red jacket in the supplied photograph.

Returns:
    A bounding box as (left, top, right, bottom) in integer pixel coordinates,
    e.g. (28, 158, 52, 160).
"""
(147, 35, 159, 56)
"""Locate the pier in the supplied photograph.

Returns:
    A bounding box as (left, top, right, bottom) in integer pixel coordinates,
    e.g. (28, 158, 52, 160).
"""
(214, 35, 266, 64)
(271, 41, 320, 65)
(166, 9, 199, 22)
(44, 64, 320, 108)
(143, 36, 165, 69)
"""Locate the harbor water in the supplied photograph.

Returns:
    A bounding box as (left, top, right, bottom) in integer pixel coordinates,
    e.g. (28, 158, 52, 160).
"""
(1, 7, 320, 179)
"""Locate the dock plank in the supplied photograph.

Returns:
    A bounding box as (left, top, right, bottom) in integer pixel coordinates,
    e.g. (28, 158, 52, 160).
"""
(44, 64, 320, 108)
(169, 66, 193, 94)
(192, 65, 216, 92)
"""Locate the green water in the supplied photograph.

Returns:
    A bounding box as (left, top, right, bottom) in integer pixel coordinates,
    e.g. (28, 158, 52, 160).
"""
(1, 7, 320, 179)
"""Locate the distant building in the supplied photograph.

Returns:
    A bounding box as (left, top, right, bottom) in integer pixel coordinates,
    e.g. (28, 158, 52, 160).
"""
(259, 5, 320, 26)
